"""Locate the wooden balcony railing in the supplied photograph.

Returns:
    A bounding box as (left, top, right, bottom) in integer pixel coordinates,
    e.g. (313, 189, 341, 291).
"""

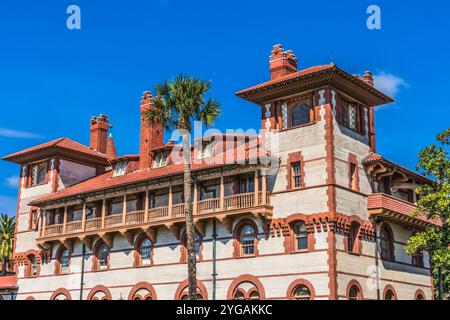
(38, 192, 271, 239)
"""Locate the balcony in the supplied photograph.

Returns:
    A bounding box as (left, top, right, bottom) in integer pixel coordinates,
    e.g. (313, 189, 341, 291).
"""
(367, 193, 441, 229)
(37, 191, 272, 248)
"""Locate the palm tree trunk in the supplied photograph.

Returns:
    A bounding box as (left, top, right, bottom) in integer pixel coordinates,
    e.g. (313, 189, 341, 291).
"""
(1, 256, 7, 276)
(182, 131, 197, 300)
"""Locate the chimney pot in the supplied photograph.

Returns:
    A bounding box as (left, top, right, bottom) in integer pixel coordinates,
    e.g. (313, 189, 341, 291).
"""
(269, 44, 298, 80)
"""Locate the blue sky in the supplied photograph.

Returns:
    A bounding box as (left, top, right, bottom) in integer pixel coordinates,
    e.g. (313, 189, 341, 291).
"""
(0, 0, 449, 215)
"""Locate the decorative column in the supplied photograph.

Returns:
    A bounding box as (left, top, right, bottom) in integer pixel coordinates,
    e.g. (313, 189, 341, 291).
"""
(220, 175, 225, 210)
(101, 198, 107, 228)
(81, 203, 87, 231)
(168, 185, 173, 218)
(62, 206, 68, 234)
(122, 194, 127, 224)
(144, 190, 150, 222)
(254, 170, 259, 205)
(193, 182, 198, 215)
(41, 209, 47, 237)
(261, 170, 267, 205)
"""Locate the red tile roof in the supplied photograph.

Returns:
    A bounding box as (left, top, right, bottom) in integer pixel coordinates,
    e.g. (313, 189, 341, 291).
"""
(31, 135, 265, 205)
(0, 275, 17, 289)
(2, 137, 110, 164)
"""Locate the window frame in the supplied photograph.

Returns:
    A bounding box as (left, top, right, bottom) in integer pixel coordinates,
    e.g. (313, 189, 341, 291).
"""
(233, 219, 259, 258)
(290, 102, 311, 128)
(293, 221, 308, 252)
(28, 161, 48, 187)
(380, 223, 395, 262)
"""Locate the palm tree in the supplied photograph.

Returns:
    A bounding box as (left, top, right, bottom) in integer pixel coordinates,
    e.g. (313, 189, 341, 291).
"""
(144, 74, 221, 300)
(0, 213, 15, 276)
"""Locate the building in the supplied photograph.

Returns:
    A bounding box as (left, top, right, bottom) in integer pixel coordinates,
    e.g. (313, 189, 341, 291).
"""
(1, 44, 437, 300)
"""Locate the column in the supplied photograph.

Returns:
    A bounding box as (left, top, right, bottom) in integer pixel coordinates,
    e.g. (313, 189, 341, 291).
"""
(261, 170, 267, 205)
(254, 170, 259, 205)
(168, 185, 173, 218)
(144, 190, 150, 222)
(193, 182, 198, 215)
(81, 203, 87, 231)
(62, 206, 68, 234)
(101, 198, 107, 228)
(122, 194, 127, 224)
(220, 175, 225, 210)
(41, 210, 47, 237)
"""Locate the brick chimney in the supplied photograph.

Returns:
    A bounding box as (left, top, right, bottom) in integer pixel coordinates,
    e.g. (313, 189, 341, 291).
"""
(269, 44, 298, 80)
(361, 71, 374, 87)
(139, 92, 164, 169)
(90, 114, 109, 154)
(106, 133, 118, 159)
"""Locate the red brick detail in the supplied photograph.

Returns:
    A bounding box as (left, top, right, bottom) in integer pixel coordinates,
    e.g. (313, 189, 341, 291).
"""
(286, 279, 316, 300)
(414, 289, 426, 300)
(54, 244, 69, 276)
(226, 274, 266, 300)
(133, 233, 154, 268)
(174, 279, 208, 300)
(283, 214, 315, 253)
(87, 285, 112, 300)
(383, 284, 397, 300)
(139, 92, 164, 170)
(127, 282, 157, 300)
(90, 114, 109, 154)
(25, 296, 35, 300)
(369, 107, 376, 152)
(233, 219, 259, 258)
(348, 153, 360, 192)
(269, 44, 297, 80)
(91, 240, 110, 272)
(180, 230, 203, 263)
(286, 151, 305, 191)
(346, 279, 364, 300)
(50, 288, 72, 300)
(51, 158, 60, 193)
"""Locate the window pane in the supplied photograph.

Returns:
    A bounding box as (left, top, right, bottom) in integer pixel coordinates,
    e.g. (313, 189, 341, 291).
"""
(291, 103, 310, 127)
(293, 285, 311, 300)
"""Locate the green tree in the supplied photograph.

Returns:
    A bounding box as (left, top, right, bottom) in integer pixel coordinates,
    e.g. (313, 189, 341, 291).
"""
(0, 213, 15, 276)
(143, 74, 220, 300)
(406, 128, 450, 300)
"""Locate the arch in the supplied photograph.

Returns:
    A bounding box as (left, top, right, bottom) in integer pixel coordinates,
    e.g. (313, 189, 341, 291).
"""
(133, 233, 154, 267)
(414, 289, 426, 300)
(25, 253, 40, 278)
(92, 239, 110, 272)
(174, 279, 208, 300)
(87, 285, 112, 300)
(128, 282, 157, 300)
(380, 223, 395, 261)
(346, 280, 364, 300)
(290, 103, 311, 127)
(383, 285, 397, 300)
(346, 221, 362, 255)
(233, 218, 259, 258)
(227, 274, 266, 300)
(180, 228, 203, 263)
(50, 288, 72, 300)
(25, 296, 35, 300)
(286, 279, 316, 300)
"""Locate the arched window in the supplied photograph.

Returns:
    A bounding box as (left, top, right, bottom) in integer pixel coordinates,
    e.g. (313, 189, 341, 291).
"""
(348, 285, 362, 300)
(175, 280, 208, 300)
(384, 289, 396, 300)
(56, 248, 71, 274)
(415, 290, 426, 300)
(348, 222, 360, 254)
(180, 231, 203, 263)
(26, 254, 38, 277)
(293, 221, 308, 251)
(292, 285, 312, 300)
(380, 224, 395, 261)
(94, 242, 110, 271)
(240, 225, 256, 256)
(231, 282, 261, 300)
(139, 238, 152, 266)
(290, 103, 310, 127)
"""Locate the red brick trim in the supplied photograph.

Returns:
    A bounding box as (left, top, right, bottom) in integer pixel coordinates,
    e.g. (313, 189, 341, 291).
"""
(286, 279, 316, 300)
(133, 233, 154, 268)
(92, 239, 110, 272)
(348, 153, 360, 192)
(346, 279, 364, 300)
(283, 214, 315, 253)
(87, 285, 112, 300)
(174, 279, 208, 300)
(414, 289, 426, 300)
(54, 244, 70, 276)
(25, 296, 35, 300)
(127, 282, 157, 300)
(233, 219, 259, 258)
(383, 284, 397, 300)
(342, 216, 364, 256)
(180, 229, 203, 263)
(226, 274, 266, 300)
(51, 158, 60, 193)
(50, 288, 72, 300)
(286, 151, 305, 191)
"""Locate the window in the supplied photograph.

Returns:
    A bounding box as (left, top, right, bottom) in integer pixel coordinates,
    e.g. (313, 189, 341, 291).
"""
(30, 162, 47, 186)
(231, 283, 261, 300)
(96, 243, 110, 271)
(292, 285, 312, 300)
(415, 291, 426, 300)
(290, 103, 310, 127)
(29, 209, 38, 231)
(139, 238, 152, 266)
(240, 177, 254, 193)
(349, 163, 357, 190)
(291, 162, 302, 188)
(59, 249, 71, 274)
(248, 290, 260, 300)
(384, 289, 396, 300)
(348, 285, 362, 300)
(198, 141, 214, 159)
(112, 161, 127, 177)
(240, 225, 256, 256)
(348, 222, 360, 254)
(341, 100, 359, 131)
(181, 232, 202, 262)
(26, 255, 38, 277)
(380, 224, 394, 261)
(412, 251, 424, 267)
(293, 222, 308, 251)
(153, 152, 168, 168)
(179, 286, 204, 300)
